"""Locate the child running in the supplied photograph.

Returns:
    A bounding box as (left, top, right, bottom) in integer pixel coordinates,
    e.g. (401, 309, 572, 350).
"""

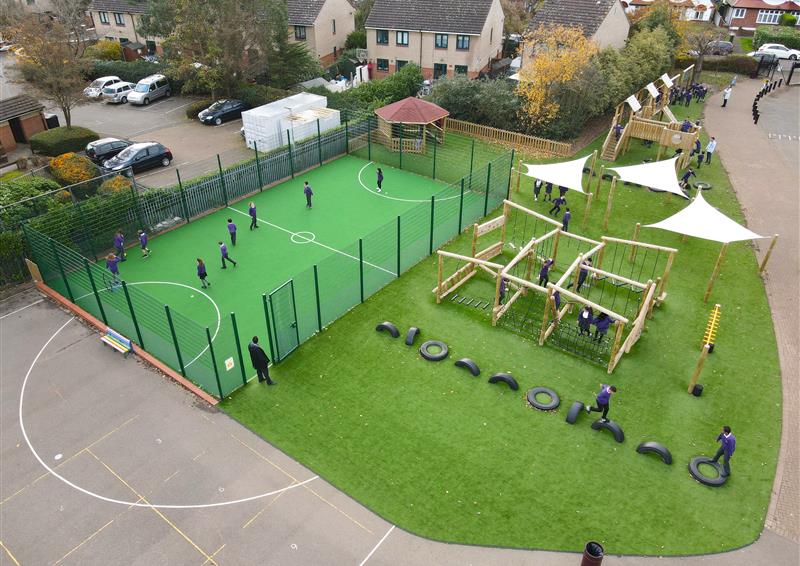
(227, 218, 237, 246)
(106, 253, 121, 289)
(219, 241, 237, 269)
(376, 168, 384, 192)
(137, 230, 150, 258)
(586, 384, 617, 422)
(197, 258, 210, 288)
(248, 202, 259, 230)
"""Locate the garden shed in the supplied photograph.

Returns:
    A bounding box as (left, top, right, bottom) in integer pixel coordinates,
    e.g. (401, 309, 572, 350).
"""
(373, 97, 449, 154)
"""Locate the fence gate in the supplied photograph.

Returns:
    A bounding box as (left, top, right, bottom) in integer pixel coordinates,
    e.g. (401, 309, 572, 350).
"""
(268, 280, 300, 362)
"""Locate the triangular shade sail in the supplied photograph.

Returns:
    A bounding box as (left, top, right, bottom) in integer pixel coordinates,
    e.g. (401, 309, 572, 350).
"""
(645, 192, 765, 243)
(522, 155, 590, 194)
(608, 156, 688, 199)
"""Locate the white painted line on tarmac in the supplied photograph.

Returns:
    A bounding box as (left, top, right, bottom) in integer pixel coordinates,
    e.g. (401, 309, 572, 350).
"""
(359, 525, 395, 566)
(0, 299, 44, 320)
(164, 101, 194, 114)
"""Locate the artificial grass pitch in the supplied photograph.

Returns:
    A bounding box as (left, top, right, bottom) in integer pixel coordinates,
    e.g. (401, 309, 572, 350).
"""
(221, 93, 781, 554)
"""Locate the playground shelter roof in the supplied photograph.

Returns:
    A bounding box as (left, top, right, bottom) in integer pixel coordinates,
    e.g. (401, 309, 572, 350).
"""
(608, 156, 688, 199)
(522, 154, 590, 194)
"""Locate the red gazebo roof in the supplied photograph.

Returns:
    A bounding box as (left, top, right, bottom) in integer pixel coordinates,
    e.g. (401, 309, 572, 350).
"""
(374, 97, 449, 124)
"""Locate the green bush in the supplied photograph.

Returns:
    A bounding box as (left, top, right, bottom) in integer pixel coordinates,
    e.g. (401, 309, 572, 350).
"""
(232, 83, 290, 109)
(29, 126, 99, 157)
(0, 230, 28, 285)
(185, 99, 214, 119)
(0, 176, 61, 228)
(98, 175, 133, 195)
(779, 13, 797, 27)
(87, 59, 164, 84)
(675, 55, 757, 74)
(753, 25, 800, 50)
(345, 30, 366, 49)
(49, 153, 100, 198)
(84, 39, 123, 61)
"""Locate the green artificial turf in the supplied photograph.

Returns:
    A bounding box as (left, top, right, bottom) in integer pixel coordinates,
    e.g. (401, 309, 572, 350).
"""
(221, 89, 782, 554)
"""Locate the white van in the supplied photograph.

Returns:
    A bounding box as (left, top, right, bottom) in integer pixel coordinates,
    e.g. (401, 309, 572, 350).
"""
(127, 74, 171, 106)
(84, 76, 122, 99)
(102, 81, 134, 104)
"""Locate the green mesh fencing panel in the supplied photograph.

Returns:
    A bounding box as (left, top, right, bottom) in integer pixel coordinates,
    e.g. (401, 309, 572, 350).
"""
(268, 280, 300, 362)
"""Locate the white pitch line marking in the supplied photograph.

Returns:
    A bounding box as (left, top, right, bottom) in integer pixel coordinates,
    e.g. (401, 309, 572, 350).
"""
(359, 525, 395, 566)
(0, 299, 44, 320)
(357, 162, 460, 203)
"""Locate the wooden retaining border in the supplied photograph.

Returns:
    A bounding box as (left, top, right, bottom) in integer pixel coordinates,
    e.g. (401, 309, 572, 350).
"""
(446, 118, 572, 157)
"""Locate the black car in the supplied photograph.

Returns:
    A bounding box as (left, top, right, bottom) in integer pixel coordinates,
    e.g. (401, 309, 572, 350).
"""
(198, 99, 250, 126)
(103, 142, 173, 174)
(85, 137, 134, 164)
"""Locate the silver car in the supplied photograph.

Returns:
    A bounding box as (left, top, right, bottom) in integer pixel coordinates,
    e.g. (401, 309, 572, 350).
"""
(83, 76, 122, 99)
(102, 81, 135, 104)
(127, 74, 171, 106)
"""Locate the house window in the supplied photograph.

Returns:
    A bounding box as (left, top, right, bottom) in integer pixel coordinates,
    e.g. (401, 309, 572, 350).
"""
(99, 11, 109, 24)
(435, 34, 448, 48)
(694, 10, 703, 19)
(146, 40, 156, 54)
(791, 10, 800, 23)
(396, 31, 409, 46)
(756, 9, 781, 24)
(376, 29, 389, 44)
(376, 58, 389, 71)
(119, 37, 128, 44)
(454, 65, 468, 75)
(456, 35, 470, 50)
(433, 63, 447, 79)
(396, 59, 408, 70)
(332, 19, 336, 34)
(113, 12, 125, 26)
(294, 25, 306, 40)
(732, 7, 746, 18)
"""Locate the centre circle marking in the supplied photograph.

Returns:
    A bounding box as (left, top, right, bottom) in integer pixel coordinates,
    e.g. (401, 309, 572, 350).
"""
(290, 231, 316, 244)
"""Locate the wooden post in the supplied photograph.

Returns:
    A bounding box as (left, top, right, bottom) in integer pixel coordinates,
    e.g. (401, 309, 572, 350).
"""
(571, 254, 584, 291)
(629, 223, 641, 262)
(759, 234, 778, 274)
(657, 250, 676, 298)
(515, 157, 523, 193)
(500, 201, 510, 245)
(595, 165, 605, 194)
(688, 344, 711, 393)
(523, 249, 535, 283)
(581, 192, 593, 231)
(607, 320, 625, 373)
(491, 273, 503, 326)
(603, 177, 617, 231)
(539, 287, 553, 345)
(588, 149, 598, 180)
(595, 243, 606, 271)
(551, 229, 561, 265)
(704, 243, 729, 303)
(436, 254, 443, 304)
(471, 223, 479, 257)
(655, 143, 664, 161)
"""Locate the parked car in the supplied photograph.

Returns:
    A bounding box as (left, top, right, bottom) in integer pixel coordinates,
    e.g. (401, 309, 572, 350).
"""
(84, 76, 122, 99)
(757, 43, 800, 60)
(0, 43, 15, 53)
(688, 41, 733, 57)
(102, 81, 135, 104)
(198, 99, 251, 125)
(127, 74, 171, 106)
(102, 142, 173, 174)
(86, 138, 134, 164)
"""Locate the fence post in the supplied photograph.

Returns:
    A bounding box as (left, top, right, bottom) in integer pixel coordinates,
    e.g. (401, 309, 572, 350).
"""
(74, 200, 98, 261)
(432, 136, 437, 180)
(84, 259, 107, 324)
(175, 169, 191, 223)
(49, 238, 74, 302)
(287, 130, 295, 178)
(313, 265, 323, 332)
(121, 281, 144, 348)
(230, 312, 248, 385)
(164, 305, 186, 377)
(261, 293, 276, 362)
(506, 149, 515, 200)
(483, 162, 492, 216)
(396, 215, 401, 277)
(129, 184, 145, 230)
(358, 238, 365, 303)
(367, 116, 372, 160)
(206, 326, 225, 399)
(469, 138, 475, 180)
(344, 120, 350, 154)
(217, 154, 229, 206)
(429, 196, 435, 255)
(458, 178, 465, 233)
(254, 141, 264, 191)
(399, 125, 404, 169)
(317, 118, 323, 166)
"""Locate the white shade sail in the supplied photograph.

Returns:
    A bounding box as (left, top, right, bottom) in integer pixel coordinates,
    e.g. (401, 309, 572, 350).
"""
(522, 154, 590, 194)
(608, 156, 688, 199)
(645, 192, 765, 243)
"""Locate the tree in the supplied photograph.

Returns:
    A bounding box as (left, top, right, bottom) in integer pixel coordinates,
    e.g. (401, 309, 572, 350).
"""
(629, 0, 683, 54)
(779, 13, 797, 26)
(516, 25, 598, 128)
(353, 0, 375, 31)
(345, 30, 367, 49)
(84, 39, 122, 61)
(682, 23, 724, 81)
(501, 0, 529, 36)
(429, 76, 521, 130)
(138, 0, 178, 40)
(49, 0, 92, 55)
(260, 2, 321, 88)
(12, 17, 89, 127)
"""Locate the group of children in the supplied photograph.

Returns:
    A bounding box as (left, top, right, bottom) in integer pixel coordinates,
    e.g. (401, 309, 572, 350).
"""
(532, 180, 571, 232)
(669, 82, 708, 107)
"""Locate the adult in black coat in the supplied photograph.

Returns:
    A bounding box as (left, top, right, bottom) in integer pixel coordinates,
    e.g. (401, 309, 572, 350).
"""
(248, 336, 276, 385)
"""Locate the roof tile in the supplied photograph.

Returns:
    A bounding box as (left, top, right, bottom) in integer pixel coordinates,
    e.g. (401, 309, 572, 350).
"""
(365, 0, 495, 35)
(530, 0, 618, 37)
(0, 95, 44, 124)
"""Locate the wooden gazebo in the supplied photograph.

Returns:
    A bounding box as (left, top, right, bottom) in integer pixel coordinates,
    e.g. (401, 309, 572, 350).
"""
(373, 97, 449, 154)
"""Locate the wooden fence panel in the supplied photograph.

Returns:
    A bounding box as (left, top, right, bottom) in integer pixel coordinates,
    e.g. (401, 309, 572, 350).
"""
(446, 119, 572, 157)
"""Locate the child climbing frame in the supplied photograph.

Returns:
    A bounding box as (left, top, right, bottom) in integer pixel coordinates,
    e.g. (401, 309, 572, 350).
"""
(433, 200, 678, 372)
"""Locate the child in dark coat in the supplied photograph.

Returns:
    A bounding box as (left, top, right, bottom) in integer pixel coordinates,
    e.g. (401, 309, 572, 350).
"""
(539, 259, 554, 287)
(578, 305, 593, 336)
(593, 312, 613, 342)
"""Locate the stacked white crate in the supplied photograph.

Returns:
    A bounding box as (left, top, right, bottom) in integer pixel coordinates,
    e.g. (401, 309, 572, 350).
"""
(242, 92, 329, 151)
(280, 107, 341, 145)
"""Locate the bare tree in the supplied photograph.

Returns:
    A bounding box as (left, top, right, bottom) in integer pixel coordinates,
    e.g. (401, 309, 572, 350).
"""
(683, 23, 724, 82)
(49, 0, 92, 55)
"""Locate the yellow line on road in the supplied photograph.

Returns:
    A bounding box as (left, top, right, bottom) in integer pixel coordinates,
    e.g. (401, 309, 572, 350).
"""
(53, 519, 114, 565)
(0, 540, 21, 566)
(242, 489, 289, 529)
(201, 544, 226, 565)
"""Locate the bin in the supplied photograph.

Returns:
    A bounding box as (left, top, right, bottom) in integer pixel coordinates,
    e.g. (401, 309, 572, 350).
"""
(581, 541, 604, 565)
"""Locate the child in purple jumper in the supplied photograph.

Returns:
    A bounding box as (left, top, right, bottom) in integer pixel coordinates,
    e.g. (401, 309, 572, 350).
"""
(248, 203, 259, 230)
(113, 230, 126, 261)
(219, 241, 237, 269)
(304, 181, 313, 208)
(106, 253, 121, 289)
(711, 425, 736, 477)
(586, 384, 617, 422)
(227, 218, 237, 246)
(197, 258, 210, 288)
(538, 258, 554, 287)
(137, 230, 150, 258)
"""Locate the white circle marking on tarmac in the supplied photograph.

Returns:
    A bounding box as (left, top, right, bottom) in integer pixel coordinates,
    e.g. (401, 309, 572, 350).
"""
(73, 281, 220, 367)
(357, 162, 460, 203)
(19, 318, 318, 509)
(290, 231, 316, 244)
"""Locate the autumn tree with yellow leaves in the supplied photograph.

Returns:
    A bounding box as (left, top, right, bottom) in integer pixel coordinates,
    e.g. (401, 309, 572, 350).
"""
(516, 25, 599, 128)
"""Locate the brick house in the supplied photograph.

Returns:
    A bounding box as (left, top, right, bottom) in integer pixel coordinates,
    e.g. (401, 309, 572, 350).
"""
(87, 0, 163, 60)
(623, 0, 716, 22)
(288, 0, 356, 67)
(716, 0, 800, 32)
(0, 95, 47, 153)
(364, 0, 505, 80)
(529, 0, 630, 49)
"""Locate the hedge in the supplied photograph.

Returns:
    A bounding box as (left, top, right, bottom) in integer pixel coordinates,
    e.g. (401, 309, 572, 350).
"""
(674, 55, 757, 75)
(87, 59, 164, 84)
(98, 174, 133, 195)
(753, 25, 800, 50)
(232, 84, 290, 109)
(29, 126, 99, 157)
(185, 99, 214, 119)
(50, 153, 101, 199)
(0, 230, 28, 285)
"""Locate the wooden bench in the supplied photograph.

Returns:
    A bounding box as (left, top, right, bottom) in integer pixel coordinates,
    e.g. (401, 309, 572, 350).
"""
(101, 327, 133, 357)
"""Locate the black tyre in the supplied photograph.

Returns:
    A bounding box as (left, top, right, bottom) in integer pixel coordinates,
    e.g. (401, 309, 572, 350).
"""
(143, 98, 150, 105)
(688, 456, 727, 487)
(215, 117, 222, 126)
(454, 358, 480, 376)
(527, 387, 560, 411)
(121, 96, 127, 103)
(375, 321, 399, 338)
(590, 419, 625, 443)
(566, 401, 584, 424)
(488, 372, 519, 391)
(419, 340, 448, 361)
(161, 157, 171, 167)
(636, 441, 673, 465)
(405, 326, 420, 346)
